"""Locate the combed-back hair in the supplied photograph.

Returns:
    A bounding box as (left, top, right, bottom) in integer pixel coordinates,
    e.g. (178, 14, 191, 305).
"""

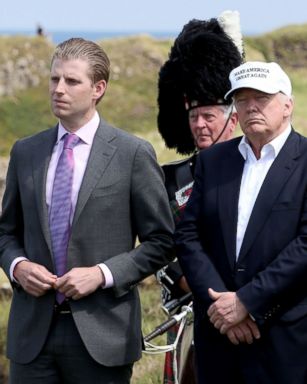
(52, 37, 110, 85)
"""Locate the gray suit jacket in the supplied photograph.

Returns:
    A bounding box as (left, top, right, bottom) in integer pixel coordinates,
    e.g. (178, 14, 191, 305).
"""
(0, 118, 174, 366)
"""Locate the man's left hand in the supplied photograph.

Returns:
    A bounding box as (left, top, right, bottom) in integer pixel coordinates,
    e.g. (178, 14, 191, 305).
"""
(54, 266, 105, 300)
(207, 288, 248, 333)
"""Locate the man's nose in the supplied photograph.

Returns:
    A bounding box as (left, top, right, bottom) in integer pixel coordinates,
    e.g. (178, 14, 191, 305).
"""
(246, 99, 258, 112)
(54, 78, 65, 93)
(195, 116, 207, 128)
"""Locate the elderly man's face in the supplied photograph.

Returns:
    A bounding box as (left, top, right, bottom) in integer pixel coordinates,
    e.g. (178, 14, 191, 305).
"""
(234, 89, 293, 144)
(188, 105, 237, 149)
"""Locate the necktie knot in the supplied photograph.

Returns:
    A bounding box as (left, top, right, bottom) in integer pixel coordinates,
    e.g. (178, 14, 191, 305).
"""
(63, 133, 79, 150)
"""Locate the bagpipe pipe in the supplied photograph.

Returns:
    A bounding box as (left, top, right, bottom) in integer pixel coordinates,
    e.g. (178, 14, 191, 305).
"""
(143, 267, 194, 347)
(143, 268, 196, 384)
(144, 294, 193, 342)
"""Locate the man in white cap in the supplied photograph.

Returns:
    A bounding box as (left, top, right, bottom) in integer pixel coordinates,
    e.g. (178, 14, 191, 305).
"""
(175, 61, 307, 383)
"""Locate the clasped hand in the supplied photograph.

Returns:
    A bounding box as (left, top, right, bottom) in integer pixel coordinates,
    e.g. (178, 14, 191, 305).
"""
(207, 288, 260, 345)
(54, 266, 105, 300)
(14, 260, 104, 299)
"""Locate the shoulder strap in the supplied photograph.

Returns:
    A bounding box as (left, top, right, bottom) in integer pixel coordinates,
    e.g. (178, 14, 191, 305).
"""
(174, 157, 195, 189)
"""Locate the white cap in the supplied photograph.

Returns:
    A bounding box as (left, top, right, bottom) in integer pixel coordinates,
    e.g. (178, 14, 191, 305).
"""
(224, 61, 292, 99)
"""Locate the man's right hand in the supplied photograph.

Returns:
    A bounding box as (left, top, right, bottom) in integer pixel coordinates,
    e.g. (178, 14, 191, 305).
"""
(13, 260, 57, 297)
(226, 317, 261, 345)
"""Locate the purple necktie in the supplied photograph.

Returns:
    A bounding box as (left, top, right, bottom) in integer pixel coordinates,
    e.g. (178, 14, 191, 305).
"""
(49, 133, 79, 303)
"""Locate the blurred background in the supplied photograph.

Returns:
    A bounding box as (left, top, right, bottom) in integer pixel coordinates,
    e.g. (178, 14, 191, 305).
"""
(0, 1, 307, 382)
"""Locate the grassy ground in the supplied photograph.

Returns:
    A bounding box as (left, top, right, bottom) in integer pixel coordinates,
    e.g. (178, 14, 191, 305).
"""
(0, 270, 7, 284)
(133, 280, 167, 383)
(0, 271, 9, 382)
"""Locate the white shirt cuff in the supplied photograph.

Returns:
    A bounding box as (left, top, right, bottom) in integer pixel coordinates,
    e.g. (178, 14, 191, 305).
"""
(10, 257, 28, 282)
(98, 263, 114, 288)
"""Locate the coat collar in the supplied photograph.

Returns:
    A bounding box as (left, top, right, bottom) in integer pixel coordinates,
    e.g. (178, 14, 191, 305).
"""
(218, 138, 244, 269)
(32, 126, 58, 254)
(218, 129, 302, 268)
(238, 129, 301, 261)
(71, 119, 117, 227)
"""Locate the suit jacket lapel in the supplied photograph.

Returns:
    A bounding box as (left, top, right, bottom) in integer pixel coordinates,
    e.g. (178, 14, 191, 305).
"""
(72, 121, 117, 227)
(32, 126, 58, 254)
(218, 139, 245, 269)
(238, 130, 301, 261)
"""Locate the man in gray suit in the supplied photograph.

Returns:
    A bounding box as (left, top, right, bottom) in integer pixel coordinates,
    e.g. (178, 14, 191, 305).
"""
(0, 38, 174, 383)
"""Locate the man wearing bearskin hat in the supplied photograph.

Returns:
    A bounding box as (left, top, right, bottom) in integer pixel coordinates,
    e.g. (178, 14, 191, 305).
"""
(156, 11, 243, 384)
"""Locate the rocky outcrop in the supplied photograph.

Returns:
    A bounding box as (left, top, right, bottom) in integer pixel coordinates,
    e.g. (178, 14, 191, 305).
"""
(0, 36, 53, 97)
(245, 24, 307, 69)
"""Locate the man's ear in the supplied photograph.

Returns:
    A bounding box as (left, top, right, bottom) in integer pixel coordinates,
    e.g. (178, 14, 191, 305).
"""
(229, 111, 238, 133)
(283, 96, 294, 119)
(93, 80, 107, 101)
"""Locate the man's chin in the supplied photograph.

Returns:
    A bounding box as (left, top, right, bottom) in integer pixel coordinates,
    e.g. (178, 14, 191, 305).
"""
(52, 109, 68, 119)
(197, 139, 212, 150)
(245, 121, 264, 130)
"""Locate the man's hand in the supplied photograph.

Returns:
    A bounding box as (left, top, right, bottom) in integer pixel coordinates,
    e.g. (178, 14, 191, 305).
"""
(207, 288, 248, 333)
(14, 260, 57, 297)
(226, 317, 261, 345)
(54, 266, 105, 300)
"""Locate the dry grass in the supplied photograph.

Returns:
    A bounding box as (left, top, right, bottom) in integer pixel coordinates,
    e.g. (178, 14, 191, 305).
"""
(0, 270, 8, 284)
(0, 298, 9, 383)
(132, 279, 168, 383)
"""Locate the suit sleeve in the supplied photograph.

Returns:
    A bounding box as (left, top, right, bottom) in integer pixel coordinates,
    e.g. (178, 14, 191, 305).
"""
(104, 140, 175, 297)
(175, 155, 228, 308)
(0, 142, 25, 279)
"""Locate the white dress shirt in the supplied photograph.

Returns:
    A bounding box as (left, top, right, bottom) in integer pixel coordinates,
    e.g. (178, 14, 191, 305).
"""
(11, 112, 114, 287)
(236, 125, 291, 259)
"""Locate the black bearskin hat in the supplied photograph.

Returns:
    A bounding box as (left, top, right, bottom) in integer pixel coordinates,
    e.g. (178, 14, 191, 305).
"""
(157, 11, 244, 155)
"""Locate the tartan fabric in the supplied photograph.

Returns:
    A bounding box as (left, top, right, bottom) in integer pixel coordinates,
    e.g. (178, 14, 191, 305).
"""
(170, 185, 193, 225)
